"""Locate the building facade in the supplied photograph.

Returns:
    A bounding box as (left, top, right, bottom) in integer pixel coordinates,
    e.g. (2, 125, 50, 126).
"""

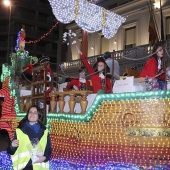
(66, 0, 170, 60)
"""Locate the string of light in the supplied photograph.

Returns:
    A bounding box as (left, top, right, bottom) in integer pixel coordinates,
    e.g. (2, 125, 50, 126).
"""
(48, 0, 126, 39)
(25, 22, 59, 44)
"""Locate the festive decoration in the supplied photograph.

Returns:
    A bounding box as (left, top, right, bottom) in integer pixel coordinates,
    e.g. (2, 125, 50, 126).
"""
(0, 152, 169, 169)
(0, 151, 13, 170)
(45, 90, 170, 169)
(25, 22, 59, 44)
(48, 0, 126, 39)
(15, 26, 26, 51)
(63, 30, 77, 45)
(1, 28, 170, 170)
(1, 52, 170, 169)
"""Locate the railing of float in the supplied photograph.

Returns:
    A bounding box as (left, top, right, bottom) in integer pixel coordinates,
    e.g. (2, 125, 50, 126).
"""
(18, 40, 170, 121)
(49, 90, 93, 114)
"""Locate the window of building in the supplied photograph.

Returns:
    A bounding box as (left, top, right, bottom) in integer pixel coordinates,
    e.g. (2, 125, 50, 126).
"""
(166, 16, 170, 40)
(125, 26, 136, 49)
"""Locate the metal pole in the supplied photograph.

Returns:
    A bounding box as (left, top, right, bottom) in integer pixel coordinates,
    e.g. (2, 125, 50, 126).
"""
(7, 5, 11, 64)
(160, 0, 164, 41)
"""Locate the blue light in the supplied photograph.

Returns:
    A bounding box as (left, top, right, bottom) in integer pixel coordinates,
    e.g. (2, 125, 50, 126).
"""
(0, 151, 169, 170)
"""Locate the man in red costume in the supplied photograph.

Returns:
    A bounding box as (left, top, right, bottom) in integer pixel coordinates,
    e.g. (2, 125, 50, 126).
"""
(39, 56, 52, 82)
(66, 66, 90, 91)
(21, 57, 39, 82)
(76, 47, 111, 93)
(21, 63, 33, 81)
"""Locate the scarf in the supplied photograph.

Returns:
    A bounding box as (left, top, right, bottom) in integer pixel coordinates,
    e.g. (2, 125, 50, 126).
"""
(26, 120, 40, 134)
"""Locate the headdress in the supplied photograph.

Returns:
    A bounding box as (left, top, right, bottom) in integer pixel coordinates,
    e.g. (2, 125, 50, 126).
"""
(39, 56, 50, 63)
(79, 66, 86, 73)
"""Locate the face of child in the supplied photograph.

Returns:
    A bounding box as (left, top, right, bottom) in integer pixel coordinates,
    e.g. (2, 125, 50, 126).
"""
(79, 71, 85, 78)
(98, 62, 105, 72)
(40, 61, 49, 66)
(28, 107, 39, 125)
(156, 46, 164, 58)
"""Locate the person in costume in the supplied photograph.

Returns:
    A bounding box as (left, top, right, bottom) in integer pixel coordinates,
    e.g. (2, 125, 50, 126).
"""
(66, 66, 90, 91)
(7, 105, 51, 170)
(140, 42, 165, 90)
(76, 47, 111, 93)
(21, 57, 39, 82)
(21, 63, 34, 81)
(39, 56, 52, 82)
(38, 56, 58, 105)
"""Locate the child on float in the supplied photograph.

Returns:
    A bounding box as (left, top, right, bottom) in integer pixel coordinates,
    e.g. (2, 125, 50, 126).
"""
(66, 66, 90, 91)
(76, 47, 111, 93)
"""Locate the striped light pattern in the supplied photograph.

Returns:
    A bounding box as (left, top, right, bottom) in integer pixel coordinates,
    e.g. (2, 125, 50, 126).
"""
(47, 90, 170, 169)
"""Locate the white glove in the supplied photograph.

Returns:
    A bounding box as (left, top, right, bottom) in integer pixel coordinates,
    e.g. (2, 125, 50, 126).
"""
(79, 78, 86, 83)
(73, 85, 79, 91)
(99, 72, 105, 79)
(47, 73, 51, 82)
(76, 46, 82, 55)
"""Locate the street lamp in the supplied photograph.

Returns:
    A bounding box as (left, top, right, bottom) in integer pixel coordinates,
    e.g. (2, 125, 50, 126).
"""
(3, 0, 11, 64)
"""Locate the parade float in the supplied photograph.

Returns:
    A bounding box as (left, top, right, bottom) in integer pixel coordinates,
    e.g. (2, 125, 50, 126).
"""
(1, 47, 170, 170)
(0, 0, 170, 169)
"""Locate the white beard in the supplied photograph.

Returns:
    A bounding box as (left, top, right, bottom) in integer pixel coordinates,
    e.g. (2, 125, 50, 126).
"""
(79, 78, 86, 83)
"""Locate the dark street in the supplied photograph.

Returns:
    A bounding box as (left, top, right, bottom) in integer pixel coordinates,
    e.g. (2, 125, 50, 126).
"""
(0, 130, 10, 152)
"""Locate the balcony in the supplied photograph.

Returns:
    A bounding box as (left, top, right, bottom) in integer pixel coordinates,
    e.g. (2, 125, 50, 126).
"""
(59, 40, 170, 77)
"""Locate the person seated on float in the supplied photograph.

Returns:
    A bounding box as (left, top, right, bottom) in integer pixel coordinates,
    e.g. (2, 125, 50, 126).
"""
(76, 47, 111, 93)
(38, 56, 58, 105)
(140, 42, 165, 90)
(21, 63, 33, 82)
(66, 66, 90, 91)
(103, 51, 120, 81)
(21, 58, 39, 82)
(39, 56, 52, 82)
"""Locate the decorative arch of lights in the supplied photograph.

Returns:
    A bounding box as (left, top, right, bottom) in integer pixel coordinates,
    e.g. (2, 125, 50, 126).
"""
(48, 0, 126, 39)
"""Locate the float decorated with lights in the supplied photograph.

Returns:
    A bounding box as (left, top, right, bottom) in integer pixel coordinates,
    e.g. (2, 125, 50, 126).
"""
(0, 0, 170, 169)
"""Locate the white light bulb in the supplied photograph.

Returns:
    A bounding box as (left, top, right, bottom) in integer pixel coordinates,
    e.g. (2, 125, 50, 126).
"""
(48, 0, 126, 39)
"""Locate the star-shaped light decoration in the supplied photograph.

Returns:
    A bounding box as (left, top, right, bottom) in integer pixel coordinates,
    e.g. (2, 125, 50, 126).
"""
(63, 30, 77, 46)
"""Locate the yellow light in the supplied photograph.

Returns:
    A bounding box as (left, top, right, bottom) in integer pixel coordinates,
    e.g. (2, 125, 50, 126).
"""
(3, 0, 11, 6)
(154, 2, 160, 9)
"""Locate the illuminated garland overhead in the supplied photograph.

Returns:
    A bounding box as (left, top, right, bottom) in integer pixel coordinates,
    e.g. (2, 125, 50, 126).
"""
(48, 0, 126, 39)
(25, 22, 59, 44)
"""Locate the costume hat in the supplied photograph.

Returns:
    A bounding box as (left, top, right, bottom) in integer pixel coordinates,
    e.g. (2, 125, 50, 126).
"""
(39, 56, 50, 63)
(79, 66, 86, 73)
(96, 57, 106, 64)
(93, 57, 110, 73)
